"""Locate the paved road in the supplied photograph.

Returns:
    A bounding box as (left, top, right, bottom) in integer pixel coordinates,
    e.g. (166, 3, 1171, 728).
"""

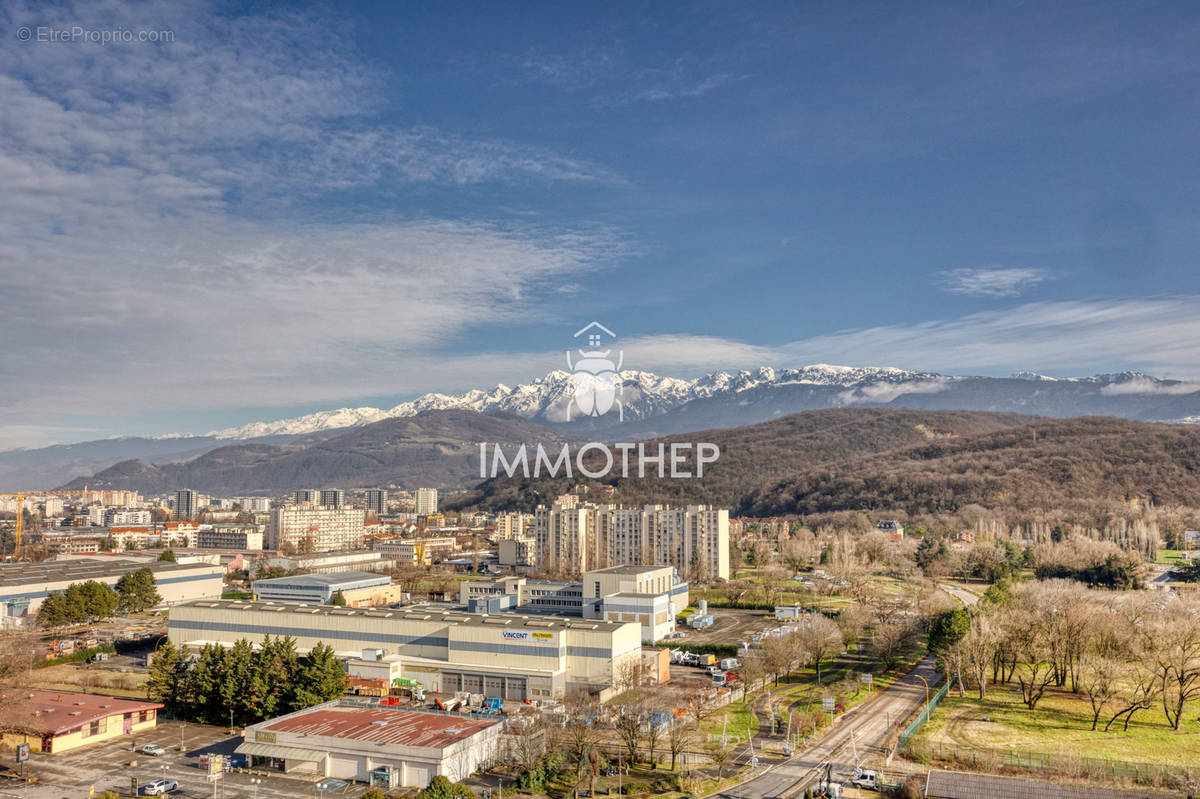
(940, 583, 981, 607)
(708, 655, 941, 799)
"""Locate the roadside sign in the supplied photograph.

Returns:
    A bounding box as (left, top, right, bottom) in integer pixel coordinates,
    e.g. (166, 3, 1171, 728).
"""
(15, 743, 29, 763)
(822, 697, 835, 712)
(861, 673, 873, 685)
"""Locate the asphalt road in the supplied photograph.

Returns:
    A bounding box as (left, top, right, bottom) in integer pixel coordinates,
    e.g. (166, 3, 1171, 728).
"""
(708, 654, 941, 799)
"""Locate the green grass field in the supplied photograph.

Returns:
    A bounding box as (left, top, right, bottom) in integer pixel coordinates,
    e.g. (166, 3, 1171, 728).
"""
(913, 683, 1200, 768)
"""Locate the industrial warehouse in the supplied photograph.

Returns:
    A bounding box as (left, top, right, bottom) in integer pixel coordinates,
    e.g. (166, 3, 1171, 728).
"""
(237, 703, 502, 787)
(0, 558, 224, 623)
(168, 600, 643, 700)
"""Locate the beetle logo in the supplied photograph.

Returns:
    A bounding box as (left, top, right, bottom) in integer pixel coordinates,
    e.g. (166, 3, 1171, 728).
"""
(567, 321, 624, 422)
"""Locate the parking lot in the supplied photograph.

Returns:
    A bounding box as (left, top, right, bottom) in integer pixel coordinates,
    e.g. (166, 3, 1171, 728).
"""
(670, 607, 775, 646)
(2, 721, 367, 799)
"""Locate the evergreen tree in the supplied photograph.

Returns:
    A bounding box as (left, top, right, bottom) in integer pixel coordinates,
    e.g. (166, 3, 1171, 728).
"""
(116, 567, 162, 613)
(295, 642, 347, 706)
(37, 591, 68, 627)
(330, 590, 348, 606)
(220, 639, 256, 726)
(929, 606, 970, 654)
(158, 548, 177, 562)
(147, 639, 190, 713)
(188, 644, 227, 724)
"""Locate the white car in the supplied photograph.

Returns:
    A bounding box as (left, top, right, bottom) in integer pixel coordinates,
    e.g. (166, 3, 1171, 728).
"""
(140, 744, 165, 757)
(142, 779, 178, 795)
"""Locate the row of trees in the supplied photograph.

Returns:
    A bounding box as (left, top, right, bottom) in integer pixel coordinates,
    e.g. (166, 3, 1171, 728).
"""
(147, 636, 347, 726)
(933, 579, 1200, 731)
(37, 567, 161, 627)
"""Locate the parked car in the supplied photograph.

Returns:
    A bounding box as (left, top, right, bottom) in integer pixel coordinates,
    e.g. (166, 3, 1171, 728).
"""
(140, 744, 165, 757)
(142, 779, 178, 795)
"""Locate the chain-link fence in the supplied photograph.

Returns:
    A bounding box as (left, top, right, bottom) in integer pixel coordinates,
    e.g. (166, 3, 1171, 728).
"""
(896, 677, 952, 748)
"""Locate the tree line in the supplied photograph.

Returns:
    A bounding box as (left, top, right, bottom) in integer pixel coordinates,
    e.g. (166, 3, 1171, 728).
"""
(932, 578, 1200, 731)
(37, 567, 161, 627)
(147, 636, 348, 726)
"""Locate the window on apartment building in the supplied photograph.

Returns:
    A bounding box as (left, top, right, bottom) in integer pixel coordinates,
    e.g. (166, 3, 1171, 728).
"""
(83, 718, 106, 738)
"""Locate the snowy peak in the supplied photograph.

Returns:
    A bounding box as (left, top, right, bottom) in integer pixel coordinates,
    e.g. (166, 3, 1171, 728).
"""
(201, 364, 1194, 441)
(206, 364, 939, 439)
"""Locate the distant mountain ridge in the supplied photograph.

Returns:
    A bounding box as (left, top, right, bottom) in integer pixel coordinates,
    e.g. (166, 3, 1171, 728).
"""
(9, 364, 1200, 490)
(202, 365, 1200, 440)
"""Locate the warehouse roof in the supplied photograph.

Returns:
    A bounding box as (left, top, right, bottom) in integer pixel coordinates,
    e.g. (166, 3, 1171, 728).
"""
(924, 770, 1178, 799)
(254, 704, 497, 748)
(0, 558, 218, 588)
(251, 571, 388, 588)
(2, 690, 163, 736)
(585, 565, 672, 575)
(178, 599, 632, 632)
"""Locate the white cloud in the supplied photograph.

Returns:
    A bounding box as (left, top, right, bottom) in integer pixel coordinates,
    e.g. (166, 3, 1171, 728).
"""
(0, 0, 626, 445)
(836, 379, 951, 405)
(938, 267, 1049, 297)
(1099, 377, 1200, 396)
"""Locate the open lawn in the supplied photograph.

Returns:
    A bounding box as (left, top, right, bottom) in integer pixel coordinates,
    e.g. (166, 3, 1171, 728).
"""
(912, 683, 1200, 769)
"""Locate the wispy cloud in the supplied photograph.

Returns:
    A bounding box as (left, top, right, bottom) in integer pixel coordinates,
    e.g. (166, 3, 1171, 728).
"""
(0, 0, 626, 447)
(1099, 377, 1200, 396)
(938, 267, 1050, 297)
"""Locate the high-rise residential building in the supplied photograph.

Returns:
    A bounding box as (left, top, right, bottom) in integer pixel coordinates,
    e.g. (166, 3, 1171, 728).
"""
(268, 506, 366, 552)
(415, 488, 438, 516)
(364, 489, 387, 516)
(293, 489, 319, 505)
(173, 489, 197, 521)
(533, 503, 729, 580)
(319, 489, 345, 509)
(241, 497, 271, 512)
(495, 512, 527, 540)
(103, 509, 152, 527)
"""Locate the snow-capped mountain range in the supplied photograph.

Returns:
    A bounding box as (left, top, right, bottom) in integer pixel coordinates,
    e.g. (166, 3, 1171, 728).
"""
(203, 364, 1197, 440)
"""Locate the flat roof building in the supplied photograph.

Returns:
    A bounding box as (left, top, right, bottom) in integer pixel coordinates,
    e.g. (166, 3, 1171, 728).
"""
(0, 559, 223, 623)
(169, 600, 642, 701)
(252, 571, 391, 604)
(238, 702, 501, 787)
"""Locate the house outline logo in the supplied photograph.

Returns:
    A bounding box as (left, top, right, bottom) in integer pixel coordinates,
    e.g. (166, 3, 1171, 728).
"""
(566, 321, 624, 422)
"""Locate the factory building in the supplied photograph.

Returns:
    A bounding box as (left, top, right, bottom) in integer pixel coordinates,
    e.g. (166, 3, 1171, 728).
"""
(169, 600, 642, 700)
(0, 559, 224, 623)
(251, 571, 400, 606)
(460, 565, 688, 643)
(237, 703, 501, 787)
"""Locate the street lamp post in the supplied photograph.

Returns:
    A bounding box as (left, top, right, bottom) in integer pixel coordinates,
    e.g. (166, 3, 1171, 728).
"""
(250, 777, 261, 799)
(913, 673, 931, 720)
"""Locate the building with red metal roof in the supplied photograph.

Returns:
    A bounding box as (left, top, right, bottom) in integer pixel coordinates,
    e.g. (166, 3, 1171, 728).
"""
(0, 690, 162, 754)
(237, 702, 503, 788)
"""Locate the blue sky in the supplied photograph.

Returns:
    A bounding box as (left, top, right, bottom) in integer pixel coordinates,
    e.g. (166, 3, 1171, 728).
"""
(1, 0, 1199, 448)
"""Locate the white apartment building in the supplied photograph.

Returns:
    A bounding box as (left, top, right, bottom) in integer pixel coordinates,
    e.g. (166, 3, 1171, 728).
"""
(42, 498, 65, 516)
(319, 489, 345, 509)
(197, 524, 264, 550)
(375, 537, 456, 565)
(103, 509, 153, 527)
(534, 505, 591, 573)
(268, 506, 366, 552)
(415, 488, 438, 516)
(236, 497, 272, 512)
(533, 504, 729, 580)
(495, 512, 527, 540)
(498, 536, 536, 567)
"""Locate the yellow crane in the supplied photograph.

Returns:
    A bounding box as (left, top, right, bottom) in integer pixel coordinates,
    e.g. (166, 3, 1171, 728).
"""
(0, 492, 25, 558)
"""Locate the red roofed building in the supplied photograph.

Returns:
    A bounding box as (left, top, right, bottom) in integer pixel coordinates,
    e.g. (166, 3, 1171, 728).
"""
(237, 702, 503, 788)
(0, 690, 162, 754)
